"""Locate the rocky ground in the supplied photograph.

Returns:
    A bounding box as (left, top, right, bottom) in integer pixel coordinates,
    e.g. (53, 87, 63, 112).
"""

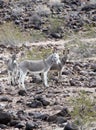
(0, 40, 96, 130)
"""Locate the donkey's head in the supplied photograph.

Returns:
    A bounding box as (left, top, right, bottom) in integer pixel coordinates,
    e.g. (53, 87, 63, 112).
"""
(51, 52, 61, 64)
(61, 48, 69, 64)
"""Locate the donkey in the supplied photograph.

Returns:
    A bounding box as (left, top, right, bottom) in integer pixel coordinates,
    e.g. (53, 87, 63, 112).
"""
(50, 49, 69, 78)
(18, 52, 61, 90)
(7, 54, 18, 85)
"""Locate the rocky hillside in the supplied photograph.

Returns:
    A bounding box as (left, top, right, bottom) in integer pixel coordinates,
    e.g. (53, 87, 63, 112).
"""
(0, 43, 96, 130)
(0, 0, 96, 43)
(0, 1, 96, 130)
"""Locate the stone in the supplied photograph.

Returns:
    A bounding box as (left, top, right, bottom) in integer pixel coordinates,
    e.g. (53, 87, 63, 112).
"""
(0, 96, 12, 102)
(18, 90, 27, 96)
(55, 116, 67, 124)
(10, 120, 20, 127)
(89, 80, 96, 88)
(81, 4, 96, 11)
(26, 121, 38, 130)
(0, 124, 7, 129)
(17, 110, 28, 120)
(30, 112, 49, 121)
(0, 0, 4, 8)
(0, 111, 11, 125)
(56, 107, 71, 118)
(64, 122, 79, 130)
(15, 121, 25, 129)
(34, 96, 50, 106)
(26, 100, 43, 108)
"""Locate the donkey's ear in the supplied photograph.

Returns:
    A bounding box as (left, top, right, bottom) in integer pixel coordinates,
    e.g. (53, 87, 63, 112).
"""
(52, 47, 58, 53)
(11, 53, 16, 59)
(67, 48, 70, 54)
(63, 49, 65, 54)
(63, 48, 69, 54)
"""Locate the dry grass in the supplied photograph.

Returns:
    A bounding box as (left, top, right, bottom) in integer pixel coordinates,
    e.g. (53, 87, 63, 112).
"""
(0, 22, 46, 45)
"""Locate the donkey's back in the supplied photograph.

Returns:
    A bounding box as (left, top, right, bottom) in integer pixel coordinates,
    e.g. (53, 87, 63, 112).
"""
(19, 60, 46, 72)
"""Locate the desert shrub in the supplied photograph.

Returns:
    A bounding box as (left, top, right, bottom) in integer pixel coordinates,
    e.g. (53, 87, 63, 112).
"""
(35, 5, 51, 17)
(29, 13, 42, 29)
(11, 6, 24, 20)
(26, 46, 52, 60)
(70, 91, 96, 129)
(49, 18, 64, 38)
(49, 0, 64, 13)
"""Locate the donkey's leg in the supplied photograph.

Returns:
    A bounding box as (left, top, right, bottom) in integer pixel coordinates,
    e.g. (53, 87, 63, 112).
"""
(43, 71, 49, 87)
(58, 71, 62, 79)
(14, 69, 19, 85)
(18, 70, 23, 88)
(20, 71, 27, 90)
(8, 71, 11, 85)
(11, 71, 15, 85)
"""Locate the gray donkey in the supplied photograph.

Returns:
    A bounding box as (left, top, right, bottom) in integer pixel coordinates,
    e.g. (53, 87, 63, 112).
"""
(50, 49, 69, 78)
(7, 54, 18, 85)
(18, 52, 61, 90)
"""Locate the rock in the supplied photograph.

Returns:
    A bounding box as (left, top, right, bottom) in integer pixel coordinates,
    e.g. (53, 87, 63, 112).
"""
(55, 116, 67, 124)
(16, 98, 25, 104)
(69, 79, 78, 86)
(88, 72, 96, 76)
(15, 121, 25, 129)
(49, 25, 64, 39)
(56, 107, 71, 118)
(30, 74, 42, 83)
(0, 96, 12, 102)
(62, 70, 71, 75)
(50, 31, 63, 39)
(47, 115, 67, 124)
(81, 4, 96, 11)
(10, 120, 20, 127)
(35, 89, 44, 94)
(89, 80, 96, 88)
(47, 115, 57, 123)
(17, 110, 28, 121)
(61, 0, 81, 6)
(47, 107, 70, 124)
(29, 112, 49, 121)
(34, 96, 50, 106)
(92, 16, 96, 21)
(0, 111, 11, 125)
(64, 122, 79, 130)
(14, 19, 21, 25)
(26, 100, 43, 108)
(36, 113, 49, 121)
(0, 0, 4, 8)
(50, 2, 64, 14)
(90, 63, 96, 72)
(29, 14, 42, 29)
(0, 124, 7, 129)
(79, 70, 88, 76)
(26, 121, 39, 130)
(35, 5, 51, 17)
(18, 90, 27, 96)
(73, 65, 82, 72)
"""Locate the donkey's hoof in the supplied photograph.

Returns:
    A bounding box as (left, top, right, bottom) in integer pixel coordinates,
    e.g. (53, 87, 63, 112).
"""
(45, 85, 49, 87)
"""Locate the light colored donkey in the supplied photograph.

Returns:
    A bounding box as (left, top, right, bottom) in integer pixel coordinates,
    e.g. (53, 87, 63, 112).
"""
(18, 52, 61, 90)
(50, 49, 69, 78)
(7, 54, 18, 85)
